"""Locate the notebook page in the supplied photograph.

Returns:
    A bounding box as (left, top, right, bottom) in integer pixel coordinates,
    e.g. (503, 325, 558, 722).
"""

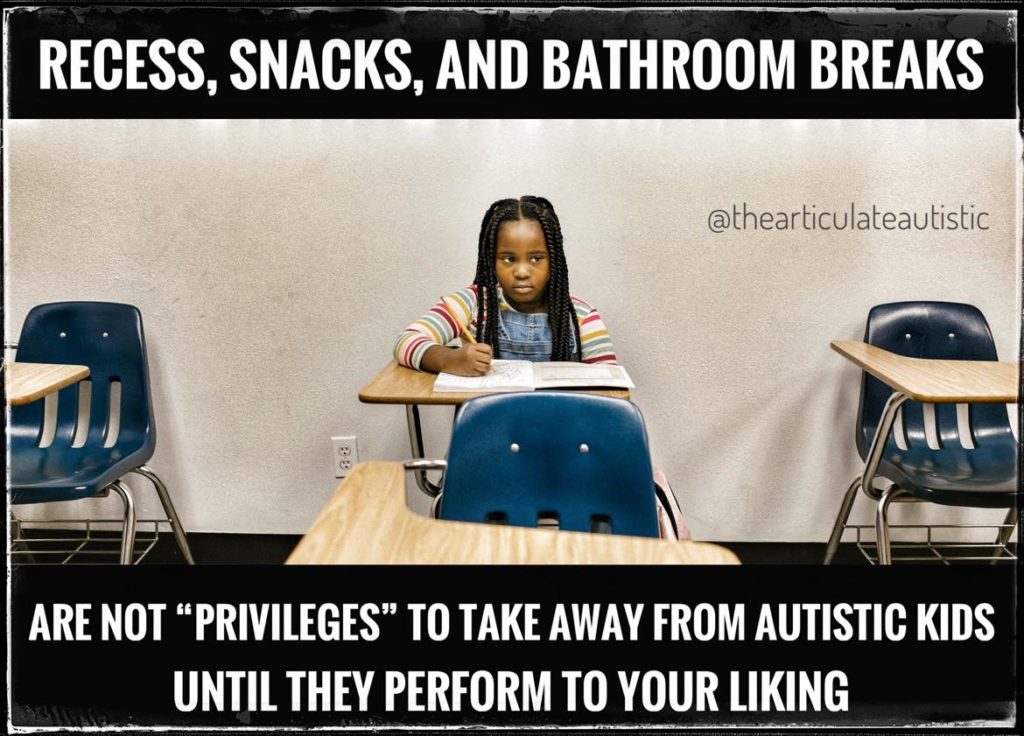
(534, 362, 635, 389)
(433, 360, 536, 392)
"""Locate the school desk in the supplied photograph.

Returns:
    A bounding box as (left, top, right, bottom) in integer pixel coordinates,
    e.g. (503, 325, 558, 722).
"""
(5, 362, 90, 405)
(359, 360, 630, 496)
(286, 461, 739, 565)
(830, 340, 1018, 477)
(829, 340, 1019, 564)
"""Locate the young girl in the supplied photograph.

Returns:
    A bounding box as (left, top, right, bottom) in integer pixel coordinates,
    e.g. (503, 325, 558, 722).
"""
(394, 196, 615, 375)
(394, 195, 689, 540)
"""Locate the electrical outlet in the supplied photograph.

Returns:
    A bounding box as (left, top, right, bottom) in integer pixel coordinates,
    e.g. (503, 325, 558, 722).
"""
(331, 436, 358, 478)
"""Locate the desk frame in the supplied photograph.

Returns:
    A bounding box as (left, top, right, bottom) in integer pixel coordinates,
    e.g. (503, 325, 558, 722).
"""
(405, 404, 445, 496)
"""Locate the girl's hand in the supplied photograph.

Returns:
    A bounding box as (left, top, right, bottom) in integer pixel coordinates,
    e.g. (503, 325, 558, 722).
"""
(446, 343, 493, 376)
(421, 343, 493, 375)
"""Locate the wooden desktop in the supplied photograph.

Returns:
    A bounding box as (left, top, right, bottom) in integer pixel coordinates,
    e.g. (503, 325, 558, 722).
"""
(5, 362, 90, 405)
(359, 360, 630, 405)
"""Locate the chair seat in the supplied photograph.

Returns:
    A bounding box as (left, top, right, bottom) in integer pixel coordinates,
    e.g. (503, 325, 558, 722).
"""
(879, 430, 1018, 507)
(10, 444, 152, 504)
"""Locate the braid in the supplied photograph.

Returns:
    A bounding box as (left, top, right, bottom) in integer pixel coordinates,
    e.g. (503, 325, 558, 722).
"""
(473, 196, 581, 362)
(532, 208, 582, 361)
(474, 199, 518, 358)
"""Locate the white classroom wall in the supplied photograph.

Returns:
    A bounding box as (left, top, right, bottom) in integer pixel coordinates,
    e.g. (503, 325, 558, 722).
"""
(5, 118, 1020, 542)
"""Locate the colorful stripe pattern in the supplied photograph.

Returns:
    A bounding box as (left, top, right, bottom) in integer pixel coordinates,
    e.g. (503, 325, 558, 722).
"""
(394, 285, 617, 369)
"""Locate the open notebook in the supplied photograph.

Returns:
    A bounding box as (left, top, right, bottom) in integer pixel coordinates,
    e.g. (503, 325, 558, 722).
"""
(433, 360, 635, 393)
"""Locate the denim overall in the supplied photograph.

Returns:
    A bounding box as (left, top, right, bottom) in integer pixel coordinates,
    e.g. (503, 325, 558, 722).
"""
(496, 307, 577, 361)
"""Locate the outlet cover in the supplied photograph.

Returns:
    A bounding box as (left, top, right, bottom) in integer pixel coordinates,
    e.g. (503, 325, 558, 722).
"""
(331, 436, 358, 478)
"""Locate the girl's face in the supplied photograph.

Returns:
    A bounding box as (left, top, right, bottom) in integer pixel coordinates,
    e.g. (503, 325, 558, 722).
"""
(495, 218, 550, 313)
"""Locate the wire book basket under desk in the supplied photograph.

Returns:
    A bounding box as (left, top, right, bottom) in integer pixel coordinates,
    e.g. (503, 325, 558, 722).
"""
(10, 517, 174, 565)
(847, 522, 1017, 565)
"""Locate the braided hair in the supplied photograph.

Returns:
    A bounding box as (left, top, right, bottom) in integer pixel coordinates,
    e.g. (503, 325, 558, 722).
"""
(473, 196, 582, 362)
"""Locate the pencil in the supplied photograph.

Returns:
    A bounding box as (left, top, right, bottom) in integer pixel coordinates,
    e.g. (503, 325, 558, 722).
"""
(442, 297, 476, 344)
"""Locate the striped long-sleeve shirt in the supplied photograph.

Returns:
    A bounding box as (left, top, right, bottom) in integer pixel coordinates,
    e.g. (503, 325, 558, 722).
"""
(394, 285, 617, 370)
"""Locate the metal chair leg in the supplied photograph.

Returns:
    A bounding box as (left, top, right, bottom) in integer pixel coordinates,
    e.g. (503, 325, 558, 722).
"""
(109, 481, 137, 565)
(406, 404, 443, 497)
(991, 506, 1018, 563)
(874, 485, 905, 566)
(131, 465, 195, 564)
(431, 494, 442, 519)
(824, 476, 861, 564)
(860, 392, 909, 498)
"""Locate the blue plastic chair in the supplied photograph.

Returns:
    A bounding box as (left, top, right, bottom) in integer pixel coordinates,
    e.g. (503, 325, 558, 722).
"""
(10, 302, 193, 564)
(431, 392, 659, 537)
(825, 301, 1018, 564)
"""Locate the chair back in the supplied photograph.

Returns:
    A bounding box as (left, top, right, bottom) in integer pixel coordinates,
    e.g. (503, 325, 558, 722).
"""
(10, 302, 155, 459)
(856, 301, 1006, 459)
(439, 392, 659, 537)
